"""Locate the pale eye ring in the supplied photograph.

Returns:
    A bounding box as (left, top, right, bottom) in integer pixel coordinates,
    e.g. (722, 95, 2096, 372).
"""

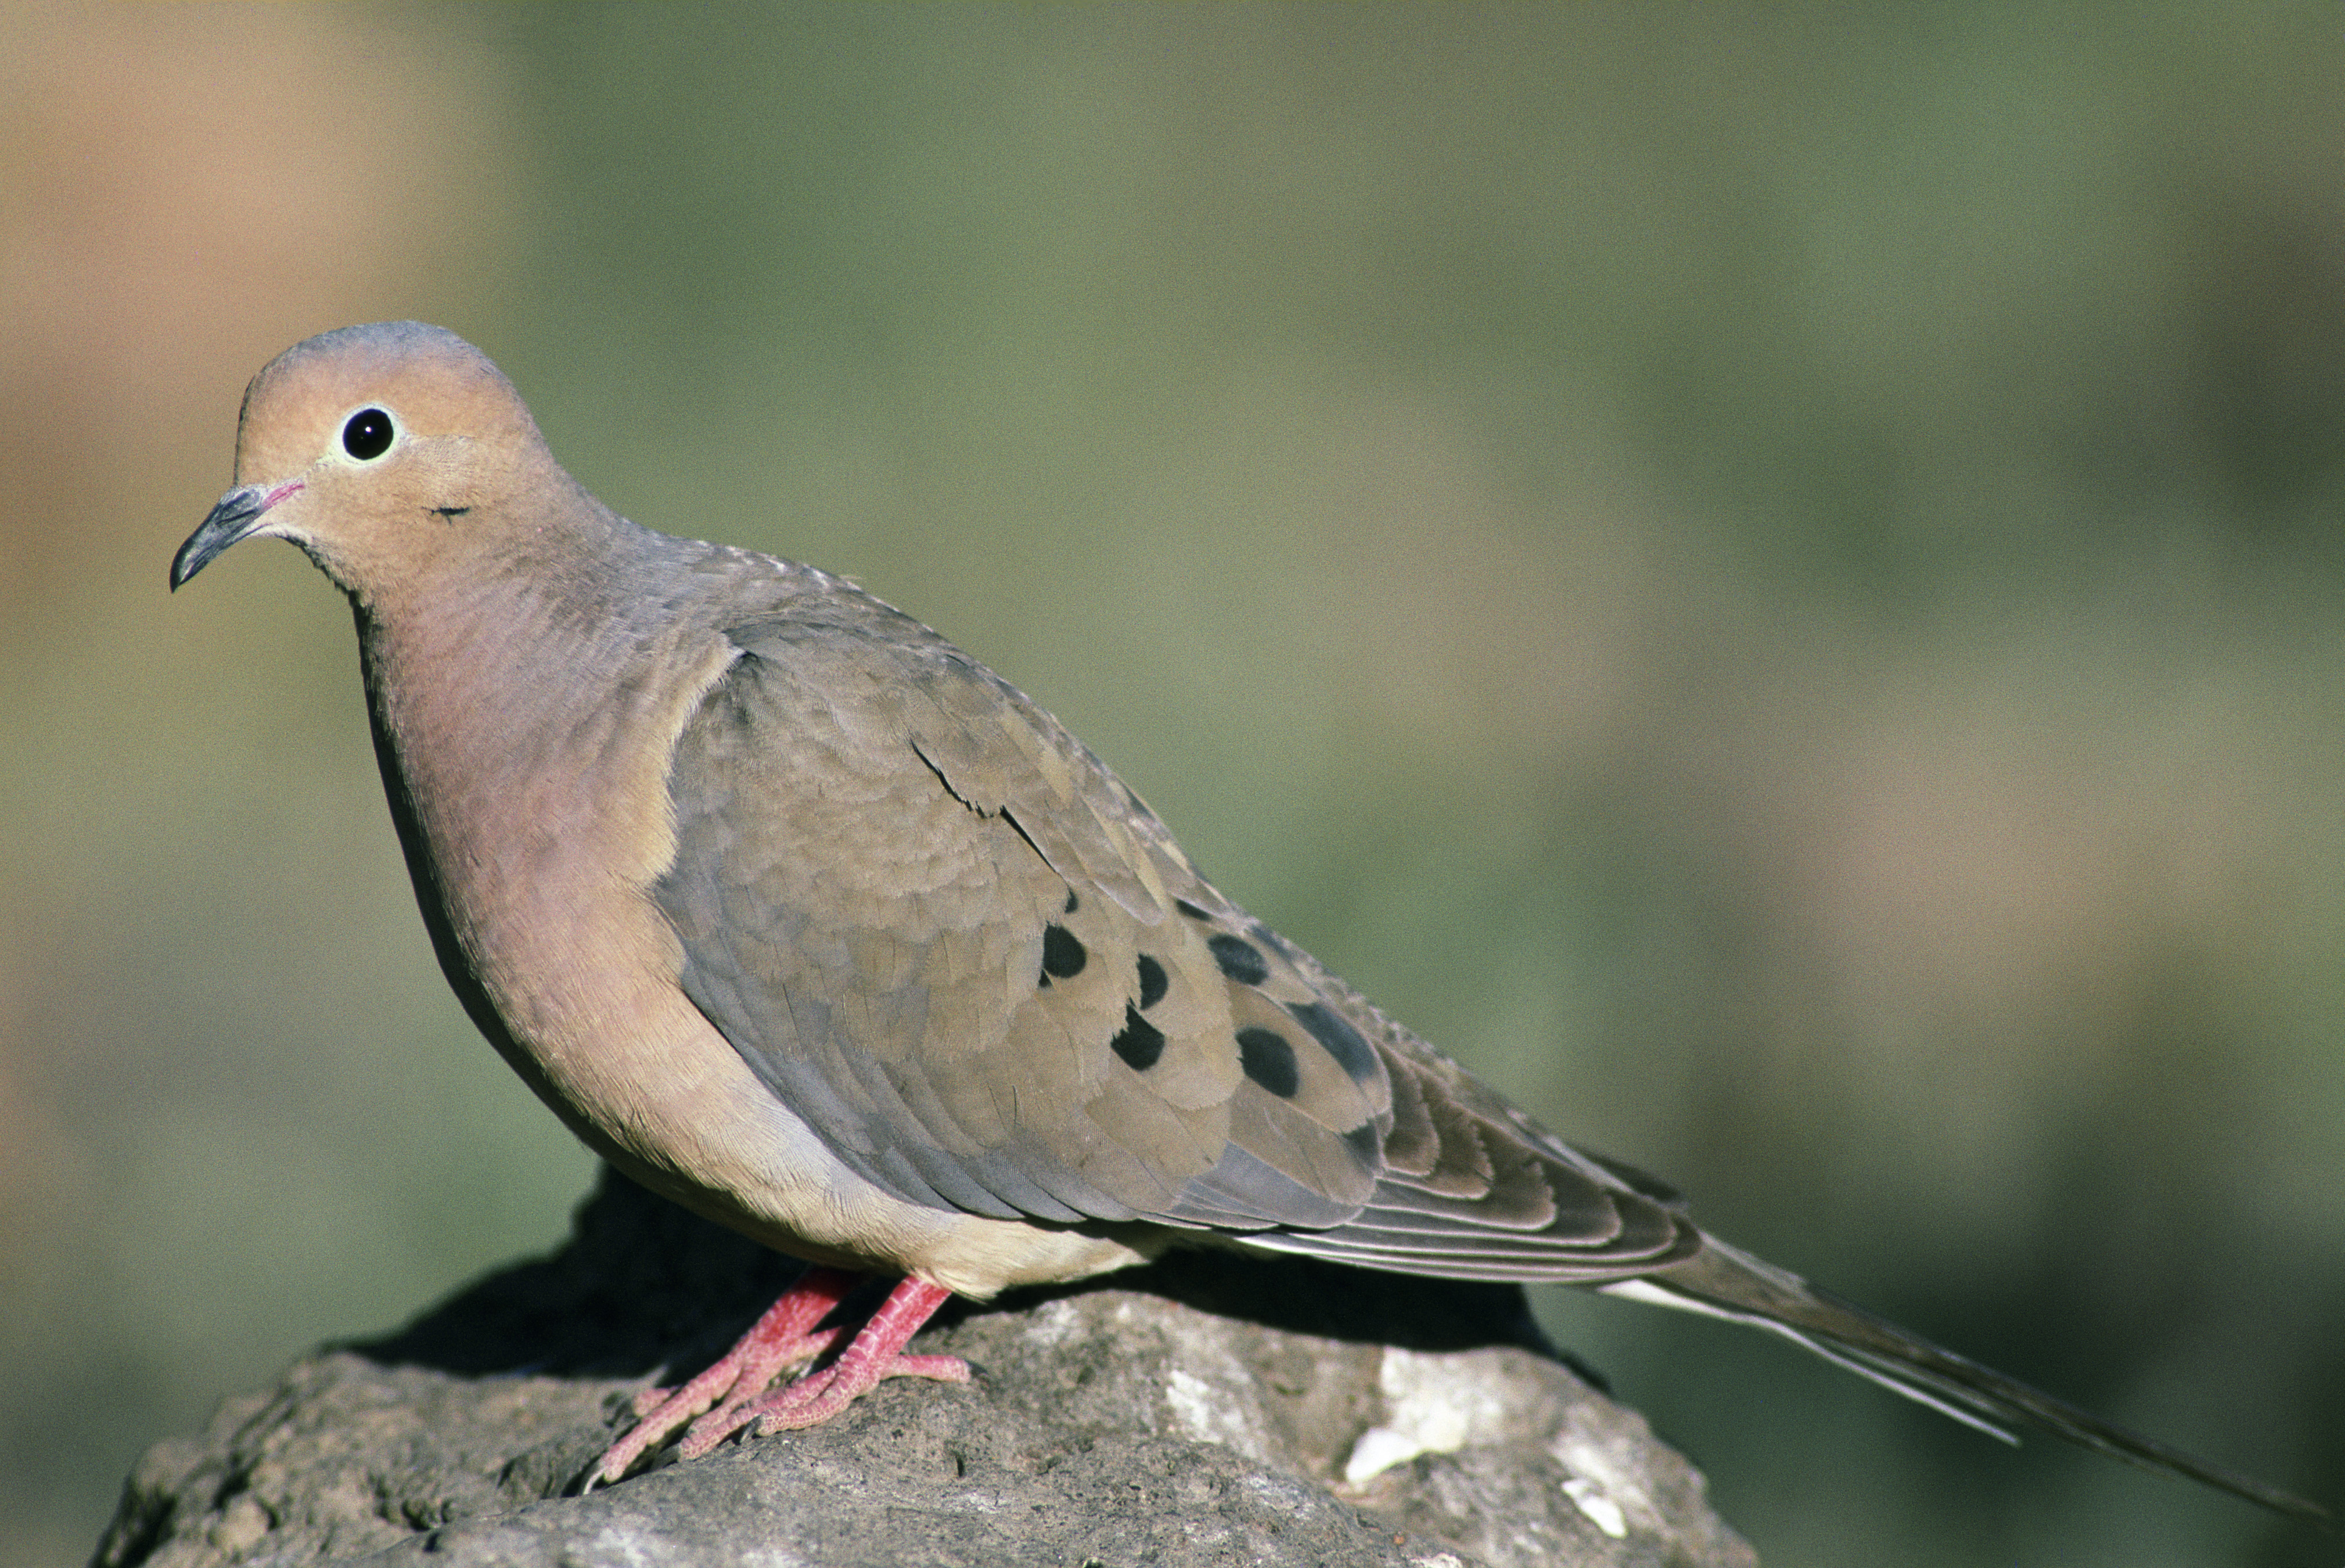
(341, 408, 396, 461)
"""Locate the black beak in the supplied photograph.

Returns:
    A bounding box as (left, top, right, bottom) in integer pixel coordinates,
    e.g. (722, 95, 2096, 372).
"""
(171, 483, 296, 589)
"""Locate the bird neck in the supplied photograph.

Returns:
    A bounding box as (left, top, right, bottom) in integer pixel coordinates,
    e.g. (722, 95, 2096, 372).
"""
(347, 505, 736, 983)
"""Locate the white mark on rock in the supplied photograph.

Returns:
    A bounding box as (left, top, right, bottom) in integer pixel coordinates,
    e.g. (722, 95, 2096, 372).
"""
(1344, 1425, 1431, 1486)
(1020, 1297, 1082, 1349)
(1156, 1318, 1276, 1463)
(1166, 1366, 1263, 1456)
(1561, 1475, 1628, 1538)
(1548, 1409, 1661, 1540)
(1343, 1347, 1540, 1485)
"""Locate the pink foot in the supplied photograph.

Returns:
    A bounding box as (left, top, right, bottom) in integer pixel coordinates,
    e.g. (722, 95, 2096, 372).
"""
(589, 1267, 859, 1487)
(587, 1271, 968, 1487)
(679, 1276, 967, 1452)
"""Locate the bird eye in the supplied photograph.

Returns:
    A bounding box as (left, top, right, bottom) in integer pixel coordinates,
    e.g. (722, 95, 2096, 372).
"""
(341, 408, 396, 461)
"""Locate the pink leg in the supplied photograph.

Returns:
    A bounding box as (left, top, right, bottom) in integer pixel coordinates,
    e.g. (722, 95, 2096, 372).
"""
(588, 1267, 861, 1487)
(677, 1276, 967, 1455)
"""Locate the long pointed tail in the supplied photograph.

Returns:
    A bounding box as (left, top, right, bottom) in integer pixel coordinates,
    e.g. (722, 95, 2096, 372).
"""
(1604, 1240, 2327, 1523)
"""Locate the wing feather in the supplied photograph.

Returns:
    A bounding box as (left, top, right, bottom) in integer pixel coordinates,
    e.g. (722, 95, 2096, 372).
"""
(652, 585, 1720, 1285)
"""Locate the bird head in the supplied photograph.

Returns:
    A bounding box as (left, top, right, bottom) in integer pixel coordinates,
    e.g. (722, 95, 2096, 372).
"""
(171, 322, 556, 602)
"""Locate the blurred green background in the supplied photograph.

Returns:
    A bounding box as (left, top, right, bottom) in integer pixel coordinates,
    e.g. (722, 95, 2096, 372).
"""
(6, 5, 2343, 1564)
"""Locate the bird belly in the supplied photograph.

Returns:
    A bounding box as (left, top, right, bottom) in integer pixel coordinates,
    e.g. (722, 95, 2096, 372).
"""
(482, 918, 1161, 1298)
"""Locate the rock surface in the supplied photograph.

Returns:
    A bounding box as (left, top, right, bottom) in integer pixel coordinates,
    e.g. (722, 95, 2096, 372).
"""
(93, 1171, 1756, 1568)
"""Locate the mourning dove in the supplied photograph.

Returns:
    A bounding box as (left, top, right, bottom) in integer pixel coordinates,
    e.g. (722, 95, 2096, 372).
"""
(172, 322, 2321, 1519)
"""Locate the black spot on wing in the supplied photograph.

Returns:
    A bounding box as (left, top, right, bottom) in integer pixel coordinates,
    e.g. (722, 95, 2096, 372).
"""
(1110, 1004, 1166, 1070)
(1175, 899, 1212, 921)
(1341, 1121, 1384, 1164)
(1136, 954, 1168, 1010)
(1236, 1027, 1300, 1098)
(1064, 889, 1079, 915)
(1285, 1001, 1379, 1083)
(1041, 924, 1087, 980)
(1209, 933, 1269, 986)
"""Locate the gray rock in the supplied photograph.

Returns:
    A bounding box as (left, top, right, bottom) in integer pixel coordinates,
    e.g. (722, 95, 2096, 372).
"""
(92, 1170, 1756, 1568)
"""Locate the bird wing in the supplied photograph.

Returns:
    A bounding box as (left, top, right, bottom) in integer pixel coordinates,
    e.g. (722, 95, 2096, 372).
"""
(651, 592, 1688, 1278)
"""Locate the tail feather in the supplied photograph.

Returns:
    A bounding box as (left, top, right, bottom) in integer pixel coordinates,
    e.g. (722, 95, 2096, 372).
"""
(1608, 1240, 2328, 1524)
